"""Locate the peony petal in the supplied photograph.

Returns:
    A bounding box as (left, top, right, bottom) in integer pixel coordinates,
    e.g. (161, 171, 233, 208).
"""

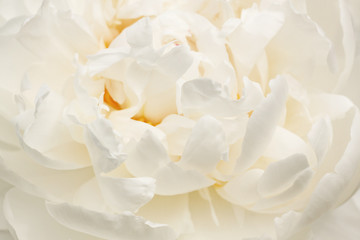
(235, 76, 288, 173)
(227, 4, 284, 77)
(263, 127, 317, 168)
(333, 110, 360, 205)
(257, 154, 309, 198)
(86, 48, 129, 76)
(178, 115, 227, 174)
(241, 76, 265, 110)
(46, 200, 176, 240)
(309, 93, 354, 120)
(278, 110, 360, 239)
(307, 117, 333, 164)
(0, 231, 13, 240)
(72, 177, 108, 213)
(0, 31, 37, 93)
(125, 17, 153, 49)
(115, 0, 162, 19)
(85, 118, 156, 212)
(217, 169, 263, 206)
(254, 168, 313, 212)
(156, 45, 193, 81)
(99, 175, 156, 213)
(156, 114, 195, 156)
(137, 194, 194, 235)
(126, 130, 170, 177)
(3, 188, 102, 240)
(16, 88, 91, 170)
(0, 150, 93, 202)
(144, 87, 178, 125)
(86, 118, 125, 173)
(334, 0, 356, 91)
(180, 78, 247, 118)
(0, 180, 11, 230)
(154, 162, 215, 195)
(265, 0, 336, 91)
(311, 187, 360, 240)
(110, 117, 166, 141)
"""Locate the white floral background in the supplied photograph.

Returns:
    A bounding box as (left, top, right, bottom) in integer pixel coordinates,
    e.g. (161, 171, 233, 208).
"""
(0, 0, 359, 239)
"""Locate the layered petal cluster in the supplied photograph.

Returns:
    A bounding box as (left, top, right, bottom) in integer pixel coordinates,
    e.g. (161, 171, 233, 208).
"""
(0, 0, 359, 240)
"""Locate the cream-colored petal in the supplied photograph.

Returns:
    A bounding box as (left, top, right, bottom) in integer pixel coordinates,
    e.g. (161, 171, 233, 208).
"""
(235, 76, 288, 173)
(46, 200, 176, 240)
(3, 188, 102, 240)
(126, 130, 170, 177)
(178, 115, 227, 174)
(154, 162, 215, 195)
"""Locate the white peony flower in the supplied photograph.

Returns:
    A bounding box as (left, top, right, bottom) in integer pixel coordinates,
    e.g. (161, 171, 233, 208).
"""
(0, 0, 359, 240)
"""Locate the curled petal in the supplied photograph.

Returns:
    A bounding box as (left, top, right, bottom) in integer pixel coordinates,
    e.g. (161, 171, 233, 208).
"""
(235, 76, 288, 173)
(257, 154, 309, 198)
(307, 117, 333, 164)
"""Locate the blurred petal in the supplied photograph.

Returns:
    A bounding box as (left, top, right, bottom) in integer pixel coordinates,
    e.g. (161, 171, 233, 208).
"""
(3, 188, 102, 240)
(0, 180, 11, 230)
(0, 150, 93, 202)
(309, 93, 354, 120)
(125, 17, 153, 49)
(46, 200, 176, 240)
(307, 117, 333, 164)
(311, 187, 360, 240)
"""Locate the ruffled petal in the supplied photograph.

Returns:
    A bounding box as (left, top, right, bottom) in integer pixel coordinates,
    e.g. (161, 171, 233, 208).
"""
(16, 88, 91, 170)
(265, 0, 336, 91)
(179, 78, 248, 118)
(85, 118, 155, 212)
(257, 154, 309, 198)
(276, 109, 360, 239)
